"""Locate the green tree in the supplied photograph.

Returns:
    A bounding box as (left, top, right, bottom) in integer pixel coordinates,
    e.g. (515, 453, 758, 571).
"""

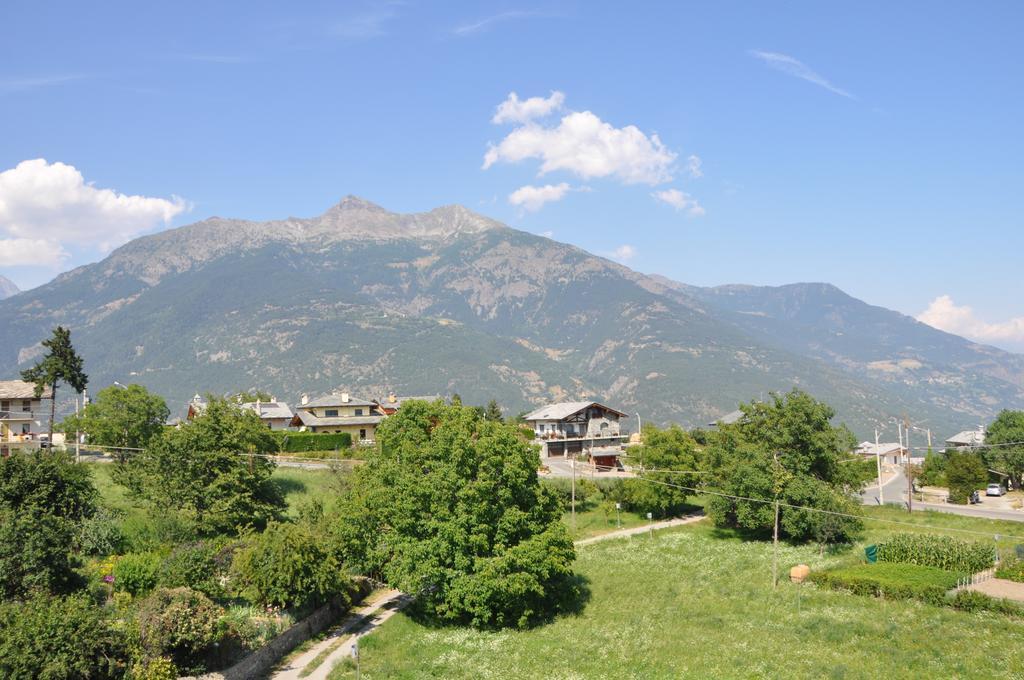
(62, 383, 169, 450)
(20, 326, 89, 445)
(0, 451, 97, 598)
(916, 449, 947, 487)
(229, 389, 275, 403)
(984, 410, 1024, 490)
(483, 399, 504, 422)
(115, 397, 284, 534)
(704, 390, 864, 544)
(335, 400, 578, 629)
(624, 425, 701, 518)
(945, 450, 988, 504)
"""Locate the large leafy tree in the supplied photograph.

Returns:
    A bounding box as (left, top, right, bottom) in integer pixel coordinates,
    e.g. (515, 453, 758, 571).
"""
(20, 326, 88, 445)
(704, 390, 864, 544)
(335, 400, 578, 629)
(625, 425, 702, 518)
(115, 397, 284, 534)
(983, 410, 1024, 490)
(0, 452, 97, 598)
(945, 450, 988, 504)
(61, 383, 169, 450)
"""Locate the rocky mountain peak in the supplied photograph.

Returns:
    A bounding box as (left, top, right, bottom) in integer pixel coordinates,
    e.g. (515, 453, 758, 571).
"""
(0, 274, 19, 300)
(325, 195, 390, 215)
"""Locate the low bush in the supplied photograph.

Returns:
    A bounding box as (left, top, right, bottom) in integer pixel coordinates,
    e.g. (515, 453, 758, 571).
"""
(78, 507, 125, 556)
(542, 477, 600, 509)
(121, 510, 196, 553)
(951, 589, 1024, 616)
(231, 521, 348, 609)
(876, 533, 994, 574)
(0, 592, 127, 679)
(808, 562, 962, 606)
(270, 431, 352, 453)
(132, 587, 225, 675)
(114, 551, 162, 596)
(158, 540, 229, 599)
(995, 559, 1024, 583)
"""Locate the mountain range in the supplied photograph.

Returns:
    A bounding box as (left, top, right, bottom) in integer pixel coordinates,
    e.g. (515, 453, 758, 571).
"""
(0, 275, 19, 300)
(1, 197, 1020, 438)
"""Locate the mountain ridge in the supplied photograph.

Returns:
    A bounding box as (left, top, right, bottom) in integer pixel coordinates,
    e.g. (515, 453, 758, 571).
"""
(1, 198, 1019, 436)
(0, 275, 18, 300)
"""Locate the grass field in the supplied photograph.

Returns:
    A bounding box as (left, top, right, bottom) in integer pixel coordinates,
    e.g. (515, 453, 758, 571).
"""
(324, 507, 1024, 679)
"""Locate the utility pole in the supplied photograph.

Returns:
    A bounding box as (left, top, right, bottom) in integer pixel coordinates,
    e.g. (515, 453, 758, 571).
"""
(874, 428, 884, 505)
(571, 457, 576, 533)
(74, 392, 81, 464)
(904, 416, 913, 513)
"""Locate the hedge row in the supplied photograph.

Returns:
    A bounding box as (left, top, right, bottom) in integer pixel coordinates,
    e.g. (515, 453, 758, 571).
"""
(808, 562, 963, 606)
(876, 533, 995, 574)
(269, 431, 352, 453)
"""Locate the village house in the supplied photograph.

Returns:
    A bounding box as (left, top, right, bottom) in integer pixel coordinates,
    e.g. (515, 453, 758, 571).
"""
(524, 401, 630, 470)
(291, 392, 384, 443)
(945, 426, 986, 450)
(0, 379, 51, 447)
(854, 440, 908, 465)
(186, 394, 296, 430)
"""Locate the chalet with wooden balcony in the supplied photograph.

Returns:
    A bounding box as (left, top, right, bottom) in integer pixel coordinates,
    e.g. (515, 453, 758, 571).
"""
(524, 401, 630, 469)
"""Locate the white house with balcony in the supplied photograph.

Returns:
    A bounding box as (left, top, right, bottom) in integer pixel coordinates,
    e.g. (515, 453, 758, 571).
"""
(524, 401, 629, 468)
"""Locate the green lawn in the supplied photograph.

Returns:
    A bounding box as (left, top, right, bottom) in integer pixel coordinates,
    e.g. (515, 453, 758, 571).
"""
(85, 462, 348, 518)
(326, 512, 1024, 679)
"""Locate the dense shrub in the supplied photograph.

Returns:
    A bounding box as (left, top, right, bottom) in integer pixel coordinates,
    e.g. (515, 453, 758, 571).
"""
(271, 431, 352, 453)
(542, 477, 600, 509)
(114, 551, 162, 596)
(808, 562, 962, 606)
(995, 559, 1024, 583)
(876, 533, 995, 574)
(157, 540, 228, 599)
(231, 522, 348, 609)
(121, 510, 196, 553)
(0, 451, 97, 597)
(132, 587, 225, 675)
(0, 592, 127, 679)
(78, 507, 126, 556)
(951, 589, 1024, 616)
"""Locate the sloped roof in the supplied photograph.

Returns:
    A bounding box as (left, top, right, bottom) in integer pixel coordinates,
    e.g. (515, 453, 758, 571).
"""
(708, 409, 745, 428)
(241, 401, 294, 420)
(293, 411, 384, 428)
(945, 429, 986, 447)
(523, 401, 627, 421)
(0, 380, 52, 400)
(303, 394, 377, 408)
(855, 441, 905, 456)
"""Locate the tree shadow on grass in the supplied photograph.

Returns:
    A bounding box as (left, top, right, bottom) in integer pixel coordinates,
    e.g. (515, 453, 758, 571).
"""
(271, 476, 307, 496)
(402, 572, 593, 632)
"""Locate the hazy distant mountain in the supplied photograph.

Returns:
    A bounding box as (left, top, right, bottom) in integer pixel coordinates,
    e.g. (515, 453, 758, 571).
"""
(0, 197, 1020, 437)
(0, 275, 18, 300)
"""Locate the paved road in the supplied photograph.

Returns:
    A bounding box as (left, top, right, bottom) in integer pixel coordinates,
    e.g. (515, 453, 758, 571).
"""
(861, 467, 1024, 522)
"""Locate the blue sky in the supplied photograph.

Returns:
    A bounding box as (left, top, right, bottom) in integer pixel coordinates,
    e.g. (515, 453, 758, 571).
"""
(2, 1, 1023, 350)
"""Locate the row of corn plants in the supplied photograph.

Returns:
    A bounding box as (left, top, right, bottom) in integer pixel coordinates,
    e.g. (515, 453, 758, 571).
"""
(876, 533, 995, 574)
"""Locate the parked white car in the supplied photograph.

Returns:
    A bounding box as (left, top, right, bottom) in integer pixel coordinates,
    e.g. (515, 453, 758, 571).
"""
(986, 483, 1006, 497)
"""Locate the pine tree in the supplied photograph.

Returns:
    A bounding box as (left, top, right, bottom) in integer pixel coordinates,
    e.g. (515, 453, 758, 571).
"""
(21, 327, 88, 447)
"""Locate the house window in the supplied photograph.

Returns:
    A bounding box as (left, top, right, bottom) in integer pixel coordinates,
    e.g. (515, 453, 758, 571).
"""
(21, 424, 30, 435)
(0, 401, 8, 414)
(355, 408, 363, 416)
(325, 409, 339, 417)
(359, 429, 367, 440)
(22, 400, 31, 412)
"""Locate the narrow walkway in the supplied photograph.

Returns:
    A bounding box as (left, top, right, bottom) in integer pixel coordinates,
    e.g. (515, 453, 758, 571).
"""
(272, 589, 408, 680)
(966, 578, 1024, 603)
(574, 513, 704, 547)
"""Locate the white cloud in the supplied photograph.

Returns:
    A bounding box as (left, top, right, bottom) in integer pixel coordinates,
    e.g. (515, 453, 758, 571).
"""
(454, 11, 541, 36)
(330, 6, 399, 39)
(686, 154, 703, 178)
(0, 158, 188, 256)
(750, 50, 855, 99)
(652, 189, 705, 216)
(609, 244, 636, 261)
(917, 295, 1024, 347)
(507, 183, 571, 212)
(492, 91, 565, 125)
(0, 237, 69, 267)
(484, 108, 677, 185)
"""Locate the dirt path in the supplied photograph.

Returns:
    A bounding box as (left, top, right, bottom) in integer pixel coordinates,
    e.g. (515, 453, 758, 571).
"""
(966, 578, 1024, 603)
(574, 513, 705, 547)
(271, 589, 408, 680)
